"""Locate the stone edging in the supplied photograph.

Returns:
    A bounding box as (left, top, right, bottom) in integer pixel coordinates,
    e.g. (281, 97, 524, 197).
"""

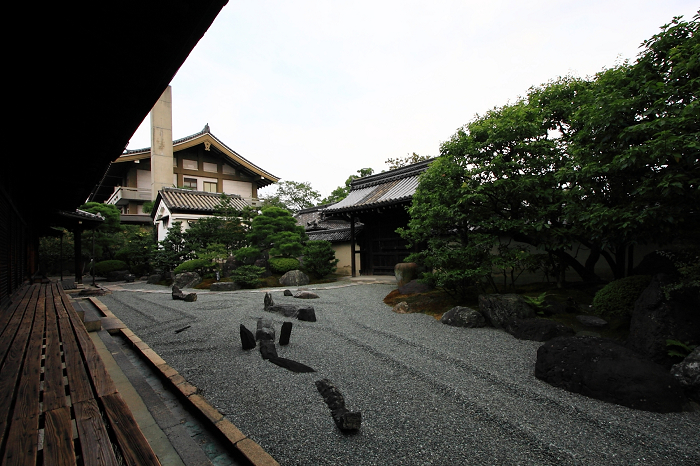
(89, 297, 280, 466)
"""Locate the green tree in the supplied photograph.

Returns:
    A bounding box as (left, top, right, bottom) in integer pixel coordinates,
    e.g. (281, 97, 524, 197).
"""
(153, 221, 193, 272)
(385, 153, 431, 170)
(303, 241, 339, 278)
(261, 181, 321, 212)
(247, 207, 307, 258)
(115, 227, 154, 276)
(320, 168, 374, 205)
(79, 202, 126, 261)
(563, 14, 700, 278)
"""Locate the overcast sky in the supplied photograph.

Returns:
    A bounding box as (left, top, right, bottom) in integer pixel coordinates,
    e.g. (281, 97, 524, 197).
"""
(126, 1, 698, 199)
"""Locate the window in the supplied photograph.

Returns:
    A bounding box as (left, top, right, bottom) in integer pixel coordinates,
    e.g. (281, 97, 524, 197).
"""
(183, 159, 198, 170)
(203, 181, 217, 193)
(203, 162, 218, 173)
(183, 178, 197, 189)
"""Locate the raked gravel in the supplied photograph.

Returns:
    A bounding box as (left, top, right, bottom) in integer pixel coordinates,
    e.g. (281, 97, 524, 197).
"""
(98, 282, 700, 466)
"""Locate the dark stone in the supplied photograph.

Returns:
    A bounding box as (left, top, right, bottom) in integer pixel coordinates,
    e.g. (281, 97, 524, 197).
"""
(259, 340, 278, 360)
(284, 289, 293, 296)
(210, 282, 241, 291)
(576, 315, 608, 328)
(398, 279, 433, 295)
(294, 291, 319, 299)
(297, 306, 317, 322)
(506, 318, 575, 342)
(124, 273, 136, 283)
(172, 285, 197, 301)
(535, 336, 687, 413)
(173, 272, 201, 289)
(279, 270, 310, 286)
(394, 262, 418, 288)
(268, 357, 315, 373)
(440, 306, 486, 328)
(147, 274, 162, 285)
(478, 294, 535, 329)
(671, 347, 700, 402)
(222, 256, 239, 278)
(268, 304, 300, 318)
(256, 318, 275, 341)
(280, 322, 292, 345)
(627, 274, 700, 368)
(264, 292, 274, 311)
(239, 324, 256, 350)
(315, 379, 361, 432)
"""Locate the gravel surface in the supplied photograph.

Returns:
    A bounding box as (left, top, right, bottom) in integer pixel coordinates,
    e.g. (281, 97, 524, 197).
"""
(99, 282, 700, 466)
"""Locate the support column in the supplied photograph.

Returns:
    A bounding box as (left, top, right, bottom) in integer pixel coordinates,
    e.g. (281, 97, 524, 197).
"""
(151, 86, 174, 201)
(350, 217, 356, 277)
(74, 227, 82, 284)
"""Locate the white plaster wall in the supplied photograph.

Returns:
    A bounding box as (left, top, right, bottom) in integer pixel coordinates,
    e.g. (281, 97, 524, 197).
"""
(223, 180, 252, 198)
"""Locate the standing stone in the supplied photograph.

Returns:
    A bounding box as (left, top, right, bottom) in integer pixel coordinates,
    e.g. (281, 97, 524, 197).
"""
(173, 272, 202, 289)
(264, 292, 274, 311)
(256, 318, 275, 341)
(394, 262, 418, 288)
(279, 270, 310, 286)
(240, 324, 256, 350)
(280, 322, 293, 346)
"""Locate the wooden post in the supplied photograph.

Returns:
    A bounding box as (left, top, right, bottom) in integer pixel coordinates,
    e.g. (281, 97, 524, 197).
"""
(350, 216, 356, 277)
(74, 226, 82, 284)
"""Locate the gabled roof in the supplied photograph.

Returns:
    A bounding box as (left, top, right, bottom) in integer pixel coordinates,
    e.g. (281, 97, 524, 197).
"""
(153, 187, 249, 217)
(118, 124, 279, 187)
(324, 159, 433, 213)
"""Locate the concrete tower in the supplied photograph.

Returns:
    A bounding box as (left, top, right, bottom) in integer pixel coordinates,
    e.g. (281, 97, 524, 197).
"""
(150, 86, 174, 201)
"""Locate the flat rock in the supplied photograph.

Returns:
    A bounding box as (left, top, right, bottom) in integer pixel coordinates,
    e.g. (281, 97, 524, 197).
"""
(479, 294, 535, 329)
(147, 274, 162, 285)
(294, 291, 319, 299)
(536, 336, 687, 413)
(440, 306, 486, 328)
(297, 306, 317, 322)
(576, 315, 608, 327)
(173, 272, 201, 289)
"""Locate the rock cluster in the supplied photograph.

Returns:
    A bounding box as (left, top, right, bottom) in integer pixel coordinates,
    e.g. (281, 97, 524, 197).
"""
(172, 285, 197, 302)
(264, 292, 317, 322)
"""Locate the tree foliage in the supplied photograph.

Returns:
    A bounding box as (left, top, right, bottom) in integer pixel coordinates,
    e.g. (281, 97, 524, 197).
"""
(247, 207, 307, 258)
(402, 13, 699, 288)
(303, 241, 339, 278)
(262, 181, 321, 212)
(385, 153, 432, 170)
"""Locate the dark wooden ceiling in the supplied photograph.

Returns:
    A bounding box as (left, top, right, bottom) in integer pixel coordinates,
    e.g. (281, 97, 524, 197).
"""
(6, 0, 228, 231)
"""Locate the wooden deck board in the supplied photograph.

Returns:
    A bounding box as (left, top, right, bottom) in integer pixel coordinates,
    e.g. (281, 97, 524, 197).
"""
(43, 406, 76, 466)
(101, 393, 162, 466)
(74, 399, 120, 466)
(43, 285, 67, 413)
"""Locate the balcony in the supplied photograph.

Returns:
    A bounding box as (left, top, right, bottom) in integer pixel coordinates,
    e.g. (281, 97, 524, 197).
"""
(106, 186, 151, 206)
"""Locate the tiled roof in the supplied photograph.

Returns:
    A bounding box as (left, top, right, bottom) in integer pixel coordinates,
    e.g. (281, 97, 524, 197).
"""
(121, 124, 278, 184)
(324, 159, 433, 213)
(58, 209, 105, 222)
(157, 187, 249, 214)
(307, 226, 362, 243)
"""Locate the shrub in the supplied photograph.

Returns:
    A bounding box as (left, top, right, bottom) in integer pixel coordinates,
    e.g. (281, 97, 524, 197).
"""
(232, 265, 266, 289)
(93, 260, 128, 276)
(173, 258, 215, 275)
(592, 275, 652, 321)
(269, 257, 300, 274)
(303, 241, 338, 278)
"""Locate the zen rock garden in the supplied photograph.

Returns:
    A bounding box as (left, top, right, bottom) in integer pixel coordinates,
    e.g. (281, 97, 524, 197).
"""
(237, 290, 361, 432)
(434, 273, 700, 413)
